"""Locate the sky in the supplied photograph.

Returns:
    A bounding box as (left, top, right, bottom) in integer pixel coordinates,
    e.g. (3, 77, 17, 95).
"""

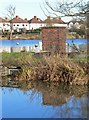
(0, 0, 48, 20)
(0, 0, 88, 22)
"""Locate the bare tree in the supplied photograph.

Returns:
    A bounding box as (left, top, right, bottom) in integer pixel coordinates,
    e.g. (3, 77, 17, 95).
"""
(42, 0, 88, 18)
(6, 5, 16, 40)
(41, 0, 89, 54)
(41, 0, 88, 31)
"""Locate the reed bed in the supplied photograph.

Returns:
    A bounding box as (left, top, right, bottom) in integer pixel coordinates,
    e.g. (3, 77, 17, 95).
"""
(18, 55, 89, 85)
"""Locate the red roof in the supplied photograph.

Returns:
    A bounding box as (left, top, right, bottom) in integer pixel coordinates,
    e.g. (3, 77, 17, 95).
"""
(11, 16, 29, 23)
(44, 16, 66, 24)
(68, 19, 84, 24)
(0, 17, 8, 23)
(29, 16, 43, 23)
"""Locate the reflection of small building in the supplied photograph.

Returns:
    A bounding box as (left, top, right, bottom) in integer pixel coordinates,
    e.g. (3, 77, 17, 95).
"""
(42, 91, 66, 106)
(42, 26, 67, 55)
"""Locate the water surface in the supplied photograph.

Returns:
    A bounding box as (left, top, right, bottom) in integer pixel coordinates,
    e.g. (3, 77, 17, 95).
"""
(0, 39, 87, 47)
(1, 81, 89, 118)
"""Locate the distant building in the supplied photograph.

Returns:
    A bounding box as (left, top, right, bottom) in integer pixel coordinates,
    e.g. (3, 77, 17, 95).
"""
(0, 17, 10, 32)
(29, 16, 45, 30)
(67, 19, 84, 29)
(44, 16, 67, 27)
(11, 16, 29, 32)
(29, 16, 67, 30)
(0, 15, 67, 32)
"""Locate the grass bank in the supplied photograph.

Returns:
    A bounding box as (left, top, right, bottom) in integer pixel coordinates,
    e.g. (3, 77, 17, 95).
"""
(1, 52, 89, 85)
(1, 52, 42, 67)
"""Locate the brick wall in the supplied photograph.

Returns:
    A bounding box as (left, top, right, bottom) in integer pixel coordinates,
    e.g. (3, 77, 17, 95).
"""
(42, 27, 66, 55)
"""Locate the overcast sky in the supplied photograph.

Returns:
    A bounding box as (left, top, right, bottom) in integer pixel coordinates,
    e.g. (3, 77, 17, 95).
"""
(0, 0, 88, 22)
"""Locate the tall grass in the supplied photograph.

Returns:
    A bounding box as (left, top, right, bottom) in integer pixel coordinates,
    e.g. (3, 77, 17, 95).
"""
(18, 55, 89, 85)
(1, 52, 88, 85)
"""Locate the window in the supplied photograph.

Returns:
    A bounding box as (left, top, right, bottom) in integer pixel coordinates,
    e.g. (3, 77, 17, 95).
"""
(22, 24, 24, 26)
(3, 24, 5, 26)
(17, 25, 19, 26)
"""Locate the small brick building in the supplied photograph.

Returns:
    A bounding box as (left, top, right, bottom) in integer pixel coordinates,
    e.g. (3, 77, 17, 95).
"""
(42, 26, 67, 55)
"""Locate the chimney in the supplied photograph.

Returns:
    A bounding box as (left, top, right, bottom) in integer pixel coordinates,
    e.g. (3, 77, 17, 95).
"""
(47, 16, 50, 19)
(16, 16, 19, 19)
(5, 17, 7, 19)
(34, 16, 36, 19)
(24, 18, 27, 20)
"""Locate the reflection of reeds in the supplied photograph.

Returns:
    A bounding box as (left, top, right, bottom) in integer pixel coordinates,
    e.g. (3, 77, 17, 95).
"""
(2, 80, 88, 107)
(19, 81, 88, 106)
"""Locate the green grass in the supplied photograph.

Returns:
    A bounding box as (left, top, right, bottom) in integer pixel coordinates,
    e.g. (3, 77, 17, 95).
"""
(1, 52, 88, 67)
(1, 51, 44, 67)
(71, 56, 89, 62)
(1, 52, 35, 67)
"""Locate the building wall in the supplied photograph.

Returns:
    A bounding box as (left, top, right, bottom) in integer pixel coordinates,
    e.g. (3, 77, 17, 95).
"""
(0, 23, 3, 30)
(29, 23, 46, 30)
(13, 23, 29, 31)
(0, 22, 10, 31)
(42, 27, 66, 55)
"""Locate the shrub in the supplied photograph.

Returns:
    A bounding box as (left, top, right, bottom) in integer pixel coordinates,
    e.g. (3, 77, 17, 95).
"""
(18, 55, 89, 85)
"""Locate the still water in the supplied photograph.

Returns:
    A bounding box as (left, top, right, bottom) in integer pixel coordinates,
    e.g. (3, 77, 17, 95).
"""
(1, 81, 89, 118)
(0, 39, 87, 46)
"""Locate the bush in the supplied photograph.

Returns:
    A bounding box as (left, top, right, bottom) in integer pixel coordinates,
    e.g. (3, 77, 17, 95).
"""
(18, 55, 89, 85)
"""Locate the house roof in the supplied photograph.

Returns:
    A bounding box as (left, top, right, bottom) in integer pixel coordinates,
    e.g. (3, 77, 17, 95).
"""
(29, 16, 43, 23)
(0, 17, 8, 23)
(68, 19, 84, 24)
(44, 16, 66, 24)
(11, 16, 29, 23)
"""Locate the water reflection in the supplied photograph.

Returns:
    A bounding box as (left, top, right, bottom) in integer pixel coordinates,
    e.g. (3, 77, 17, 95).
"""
(1, 81, 89, 118)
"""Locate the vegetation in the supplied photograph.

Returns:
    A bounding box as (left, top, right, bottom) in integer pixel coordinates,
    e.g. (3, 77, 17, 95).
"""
(42, 0, 89, 39)
(1, 52, 35, 67)
(6, 5, 16, 40)
(1, 52, 88, 85)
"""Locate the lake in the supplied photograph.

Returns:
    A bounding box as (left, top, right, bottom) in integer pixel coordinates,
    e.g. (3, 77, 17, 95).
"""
(0, 39, 87, 47)
(1, 81, 89, 118)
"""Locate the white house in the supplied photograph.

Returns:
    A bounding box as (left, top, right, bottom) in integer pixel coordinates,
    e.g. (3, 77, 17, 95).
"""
(29, 16, 45, 30)
(29, 16, 67, 30)
(11, 16, 29, 32)
(43, 16, 67, 27)
(68, 20, 82, 29)
(0, 16, 67, 31)
(0, 17, 10, 32)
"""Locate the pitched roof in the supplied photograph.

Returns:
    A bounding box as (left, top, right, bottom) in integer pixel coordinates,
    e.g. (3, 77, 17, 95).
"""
(44, 16, 66, 24)
(29, 16, 43, 23)
(0, 17, 8, 23)
(11, 16, 29, 23)
(68, 19, 84, 24)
